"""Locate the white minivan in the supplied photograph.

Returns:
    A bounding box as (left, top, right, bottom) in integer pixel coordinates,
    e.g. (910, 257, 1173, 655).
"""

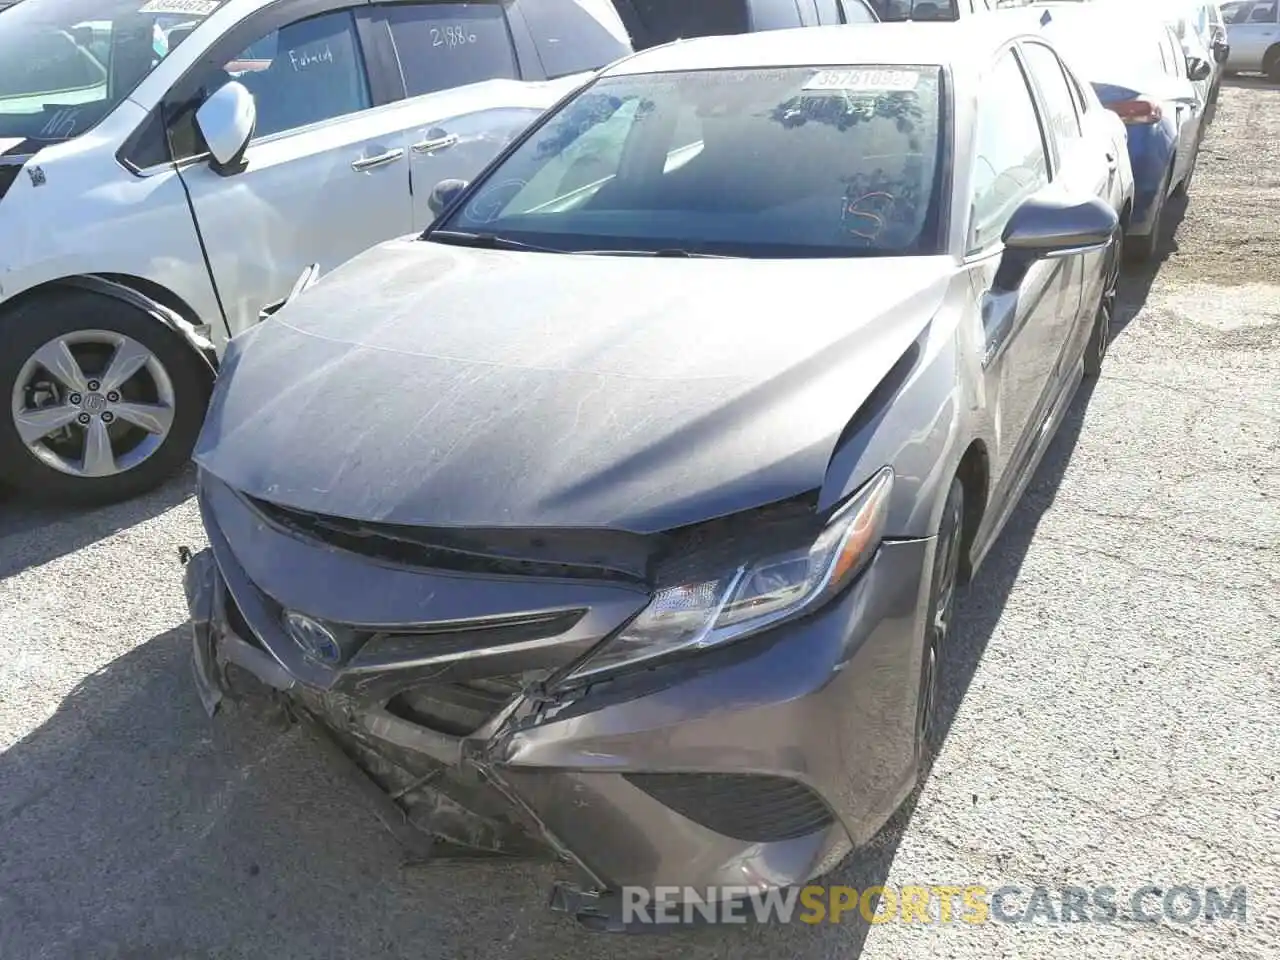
(0, 0, 632, 503)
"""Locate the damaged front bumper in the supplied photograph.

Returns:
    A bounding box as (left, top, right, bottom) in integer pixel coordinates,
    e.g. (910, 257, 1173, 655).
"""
(183, 473, 935, 925)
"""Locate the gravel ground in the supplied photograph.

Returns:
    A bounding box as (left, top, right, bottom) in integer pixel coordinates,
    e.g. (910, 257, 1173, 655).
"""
(1, 79, 1277, 960)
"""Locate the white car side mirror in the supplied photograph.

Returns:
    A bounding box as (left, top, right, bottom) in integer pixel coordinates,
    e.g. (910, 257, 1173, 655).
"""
(196, 81, 256, 176)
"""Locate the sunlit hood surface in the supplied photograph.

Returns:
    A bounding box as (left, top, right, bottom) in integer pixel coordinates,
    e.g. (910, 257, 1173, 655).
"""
(195, 238, 954, 533)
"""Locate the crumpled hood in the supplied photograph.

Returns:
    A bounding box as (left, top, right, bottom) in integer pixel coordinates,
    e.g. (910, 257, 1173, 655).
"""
(195, 239, 954, 534)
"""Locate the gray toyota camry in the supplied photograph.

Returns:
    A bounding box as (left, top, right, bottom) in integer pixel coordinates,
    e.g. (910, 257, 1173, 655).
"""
(185, 21, 1120, 926)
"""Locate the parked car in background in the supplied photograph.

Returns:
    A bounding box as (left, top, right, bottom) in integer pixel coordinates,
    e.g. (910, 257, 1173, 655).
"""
(1195, 0, 1233, 64)
(610, 0, 877, 48)
(866, 0, 999, 19)
(0, 0, 634, 505)
(1032, 2, 1210, 259)
(184, 22, 1122, 928)
(1222, 0, 1280, 80)
(1163, 0, 1231, 102)
(1160, 1, 1225, 103)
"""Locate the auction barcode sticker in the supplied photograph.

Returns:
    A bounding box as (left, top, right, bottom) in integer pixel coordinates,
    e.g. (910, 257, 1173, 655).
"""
(803, 69, 920, 92)
(139, 0, 221, 16)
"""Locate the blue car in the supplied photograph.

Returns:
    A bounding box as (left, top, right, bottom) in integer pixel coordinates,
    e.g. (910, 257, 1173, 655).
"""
(1031, 2, 1214, 261)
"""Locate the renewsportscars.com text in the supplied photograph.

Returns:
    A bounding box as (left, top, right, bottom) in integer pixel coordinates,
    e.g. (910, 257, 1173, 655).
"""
(619, 884, 1249, 925)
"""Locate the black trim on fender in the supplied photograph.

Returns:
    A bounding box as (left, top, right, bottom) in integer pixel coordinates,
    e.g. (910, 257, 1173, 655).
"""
(59, 276, 218, 375)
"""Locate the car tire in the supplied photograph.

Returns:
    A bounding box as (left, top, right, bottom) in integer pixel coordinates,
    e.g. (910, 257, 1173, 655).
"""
(916, 476, 964, 771)
(1265, 47, 1280, 84)
(1085, 231, 1119, 379)
(0, 289, 212, 506)
(1174, 137, 1201, 199)
(1126, 165, 1173, 263)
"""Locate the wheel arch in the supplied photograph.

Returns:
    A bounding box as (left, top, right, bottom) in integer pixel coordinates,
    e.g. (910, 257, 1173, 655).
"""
(0, 275, 218, 380)
(952, 439, 990, 585)
(1264, 42, 1280, 72)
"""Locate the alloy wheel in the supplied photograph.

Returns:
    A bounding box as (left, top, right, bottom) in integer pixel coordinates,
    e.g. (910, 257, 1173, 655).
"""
(11, 330, 176, 479)
(1094, 233, 1121, 369)
(920, 485, 963, 749)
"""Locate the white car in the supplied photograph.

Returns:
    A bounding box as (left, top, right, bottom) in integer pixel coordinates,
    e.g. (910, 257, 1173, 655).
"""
(0, 0, 633, 504)
(865, 0, 1003, 19)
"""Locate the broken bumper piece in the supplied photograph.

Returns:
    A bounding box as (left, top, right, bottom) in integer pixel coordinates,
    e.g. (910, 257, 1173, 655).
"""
(183, 472, 934, 921)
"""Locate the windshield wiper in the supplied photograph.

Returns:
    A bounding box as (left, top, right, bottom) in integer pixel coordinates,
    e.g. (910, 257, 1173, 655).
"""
(427, 230, 562, 253)
(573, 248, 742, 259)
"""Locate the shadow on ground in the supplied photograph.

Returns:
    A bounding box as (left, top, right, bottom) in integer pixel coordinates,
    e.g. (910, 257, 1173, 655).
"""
(0, 465, 195, 579)
(1222, 74, 1279, 92)
(1114, 196, 1189, 342)
(0, 373, 1107, 958)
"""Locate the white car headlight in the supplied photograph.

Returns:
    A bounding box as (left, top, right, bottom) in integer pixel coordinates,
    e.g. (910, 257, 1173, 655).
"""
(565, 466, 894, 682)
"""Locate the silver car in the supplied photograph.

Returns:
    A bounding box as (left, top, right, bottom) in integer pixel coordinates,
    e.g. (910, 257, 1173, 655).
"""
(1222, 0, 1280, 79)
(185, 22, 1121, 926)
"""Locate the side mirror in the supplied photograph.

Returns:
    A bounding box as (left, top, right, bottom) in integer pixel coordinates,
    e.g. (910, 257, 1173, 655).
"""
(995, 195, 1118, 290)
(1212, 40, 1230, 63)
(428, 178, 469, 218)
(196, 81, 256, 177)
(1186, 56, 1213, 81)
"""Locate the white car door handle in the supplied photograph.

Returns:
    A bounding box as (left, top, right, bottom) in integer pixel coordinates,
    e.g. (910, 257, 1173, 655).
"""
(351, 149, 405, 172)
(1106, 150, 1117, 170)
(412, 134, 459, 154)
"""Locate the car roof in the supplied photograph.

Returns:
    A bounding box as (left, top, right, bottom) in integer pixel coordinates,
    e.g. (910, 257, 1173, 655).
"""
(1023, 1, 1172, 35)
(600, 21, 1038, 76)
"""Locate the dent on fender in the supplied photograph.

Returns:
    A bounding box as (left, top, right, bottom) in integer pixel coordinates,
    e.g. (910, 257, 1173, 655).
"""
(61, 275, 219, 373)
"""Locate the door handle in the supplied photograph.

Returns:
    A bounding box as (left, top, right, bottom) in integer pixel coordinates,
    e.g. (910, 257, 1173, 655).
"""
(351, 149, 404, 172)
(1105, 150, 1117, 170)
(412, 133, 459, 154)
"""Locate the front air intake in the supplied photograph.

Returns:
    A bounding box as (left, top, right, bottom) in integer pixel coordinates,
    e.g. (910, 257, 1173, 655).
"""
(624, 773, 836, 843)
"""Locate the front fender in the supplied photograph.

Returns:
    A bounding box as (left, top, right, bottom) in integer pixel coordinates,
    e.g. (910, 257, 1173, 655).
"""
(60, 275, 218, 376)
(820, 276, 991, 541)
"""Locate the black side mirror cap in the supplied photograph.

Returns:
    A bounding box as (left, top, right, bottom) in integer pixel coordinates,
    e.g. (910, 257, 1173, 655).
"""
(995, 194, 1118, 290)
(428, 178, 469, 219)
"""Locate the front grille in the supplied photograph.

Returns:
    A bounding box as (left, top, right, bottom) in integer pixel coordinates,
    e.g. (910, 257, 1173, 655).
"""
(624, 773, 835, 843)
(352, 609, 586, 665)
(246, 495, 652, 584)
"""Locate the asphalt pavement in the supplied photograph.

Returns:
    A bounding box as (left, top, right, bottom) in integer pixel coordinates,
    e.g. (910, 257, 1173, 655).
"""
(0, 79, 1277, 960)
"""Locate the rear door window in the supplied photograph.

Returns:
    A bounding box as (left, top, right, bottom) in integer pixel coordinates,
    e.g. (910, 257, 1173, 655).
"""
(1019, 41, 1081, 159)
(383, 2, 520, 97)
(515, 0, 632, 78)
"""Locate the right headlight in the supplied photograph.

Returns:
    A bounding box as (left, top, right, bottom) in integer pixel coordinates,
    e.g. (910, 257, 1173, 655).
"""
(564, 466, 895, 683)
